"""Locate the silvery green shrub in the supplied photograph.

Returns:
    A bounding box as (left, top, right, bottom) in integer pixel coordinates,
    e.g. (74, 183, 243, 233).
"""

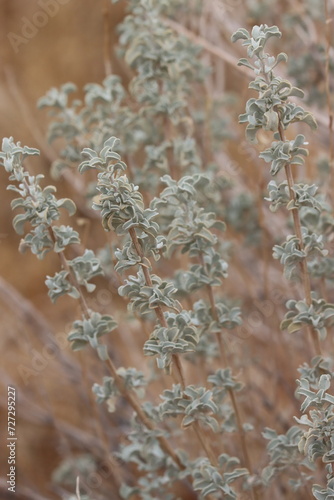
(2, 1, 334, 498)
(233, 23, 334, 497)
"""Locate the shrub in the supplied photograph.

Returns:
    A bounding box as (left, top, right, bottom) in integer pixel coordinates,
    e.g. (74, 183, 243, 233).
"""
(2, 2, 334, 499)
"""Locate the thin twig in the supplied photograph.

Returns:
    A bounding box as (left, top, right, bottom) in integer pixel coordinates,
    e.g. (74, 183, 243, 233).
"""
(105, 355, 185, 469)
(79, 349, 123, 495)
(49, 227, 90, 318)
(198, 257, 257, 500)
(76, 477, 82, 500)
(277, 120, 322, 357)
(193, 421, 218, 467)
(128, 228, 223, 472)
(128, 227, 186, 388)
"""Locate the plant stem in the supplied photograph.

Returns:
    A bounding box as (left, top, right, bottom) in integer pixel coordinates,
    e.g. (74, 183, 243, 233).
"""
(258, 173, 270, 297)
(48, 227, 91, 319)
(20, 176, 91, 320)
(104, 355, 186, 470)
(198, 253, 257, 500)
(193, 421, 218, 467)
(277, 120, 322, 357)
(128, 227, 222, 472)
(206, 280, 228, 367)
(260, 64, 321, 356)
(80, 351, 123, 496)
(128, 227, 186, 389)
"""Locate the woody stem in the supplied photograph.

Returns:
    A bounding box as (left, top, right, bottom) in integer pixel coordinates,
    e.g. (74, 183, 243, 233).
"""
(277, 119, 321, 357)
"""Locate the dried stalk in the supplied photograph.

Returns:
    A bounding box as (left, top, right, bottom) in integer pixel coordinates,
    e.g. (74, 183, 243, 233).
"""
(198, 254, 258, 500)
(277, 120, 322, 357)
(128, 228, 221, 471)
(128, 227, 186, 388)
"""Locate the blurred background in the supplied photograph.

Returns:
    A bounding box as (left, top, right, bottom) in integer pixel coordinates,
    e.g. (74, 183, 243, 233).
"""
(0, 1, 333, 499)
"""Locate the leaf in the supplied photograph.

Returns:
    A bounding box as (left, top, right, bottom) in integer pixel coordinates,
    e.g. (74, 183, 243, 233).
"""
(276, 52, 288, 64)
(70, 339, 88, 351)
(81, 147, 98, 159)
(22, 146, 40, 157)
(58, 198, 77, 216)
(237, 58, 254, 70)
(301, 113, 318, 130)
(245, 125, 258, 143)
(231, 28, 250, 43)
(264, 109, 278, 132)
(12, 213, 28, 235)
(104, 136, 120, 150)
(290, 87, 304, 98)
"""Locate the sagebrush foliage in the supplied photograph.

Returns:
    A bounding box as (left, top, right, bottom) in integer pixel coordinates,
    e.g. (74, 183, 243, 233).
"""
(2, 1, 334, 499)
(233, 22, 334, 498)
